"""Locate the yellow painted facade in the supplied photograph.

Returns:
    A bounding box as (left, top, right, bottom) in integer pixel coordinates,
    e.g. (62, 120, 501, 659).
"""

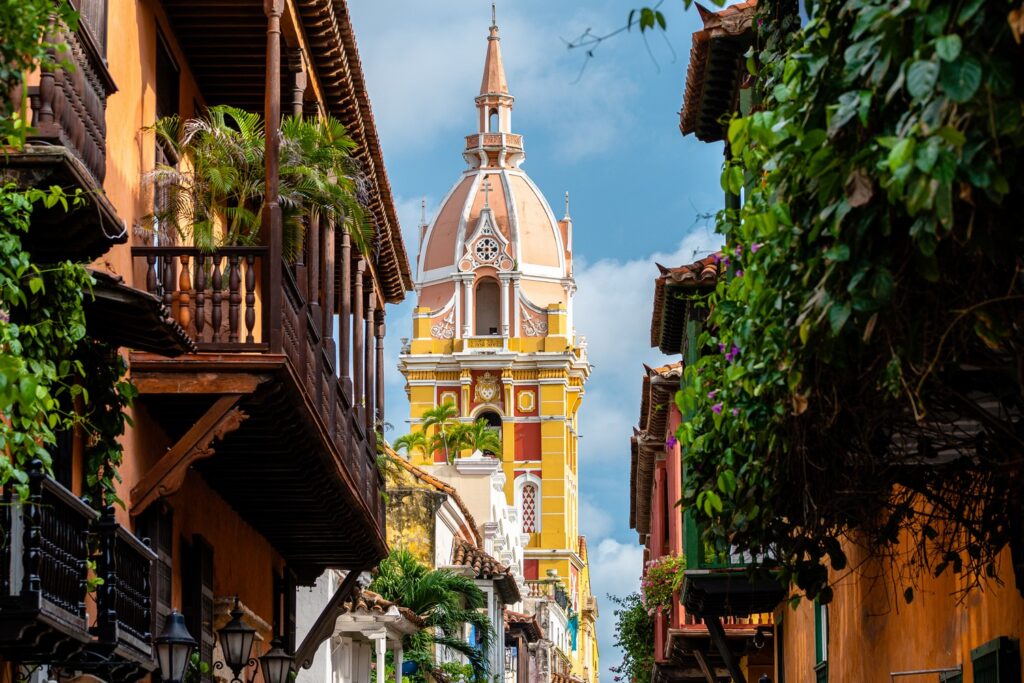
(398, 15, 599, 682)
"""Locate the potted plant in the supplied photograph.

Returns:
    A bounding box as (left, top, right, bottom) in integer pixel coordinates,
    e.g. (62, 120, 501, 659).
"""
(143, 104, 370, 259)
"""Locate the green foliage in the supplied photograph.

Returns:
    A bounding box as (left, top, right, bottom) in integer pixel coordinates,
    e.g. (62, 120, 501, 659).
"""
(392, 402, 502, 464)
(144, 105, 370, 260)
(607, 593, 654, 683)
(639, 554, 685, 614)
(0, 184, 135, 507)
(370, 549, 494, 683)
(0, 0, 78, 145)
(676, 0, 1024, 601)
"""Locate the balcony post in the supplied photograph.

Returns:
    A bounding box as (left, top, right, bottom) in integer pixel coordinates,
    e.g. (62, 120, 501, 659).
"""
(263, 0, 284, 354)
(364, 282, 376, 432)
(323, 220, 336, 358)
(339, 232, 352, 395)
(375, 308, 385, 425)
(353, 258, 365, 408)
(95, 505, 118, 643)
(22, 461, 44, 598)
(289, 48, 307, 118)
(306, 212, 320, 332)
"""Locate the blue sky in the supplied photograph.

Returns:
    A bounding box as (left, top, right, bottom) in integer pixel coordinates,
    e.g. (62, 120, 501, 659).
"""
(348, 0, 726, 671)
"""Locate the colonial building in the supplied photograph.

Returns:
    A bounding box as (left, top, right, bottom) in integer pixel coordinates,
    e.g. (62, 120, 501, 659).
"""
(398, 12, 598, 683)
(0, 2, 410, 683)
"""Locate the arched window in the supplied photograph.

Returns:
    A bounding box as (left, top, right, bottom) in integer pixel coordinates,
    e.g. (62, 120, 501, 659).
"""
(516, 474, 542, 534)
(475, 279, 501, 335)
(477, 410, 502, 452)
(521, 483, 538, 533)
(489, 108, 499, 132)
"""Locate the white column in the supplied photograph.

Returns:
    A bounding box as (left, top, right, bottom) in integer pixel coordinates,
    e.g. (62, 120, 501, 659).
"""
(453, 276, 462, 340)
(393, 647, 403, 683)
(374, 636, 386, 683)
(512, 275, 521, 337)
(500, 275, 510, 338)
(462, 275, 474, 338)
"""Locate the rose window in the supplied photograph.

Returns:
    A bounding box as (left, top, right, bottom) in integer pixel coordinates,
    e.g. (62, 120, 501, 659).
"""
(475, 237, 500, 262)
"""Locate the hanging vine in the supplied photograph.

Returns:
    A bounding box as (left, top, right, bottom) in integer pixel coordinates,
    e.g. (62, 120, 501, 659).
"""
(676, 0, 1024, 603)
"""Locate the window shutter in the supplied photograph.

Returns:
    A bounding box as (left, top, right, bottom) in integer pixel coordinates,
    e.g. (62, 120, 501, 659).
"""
(138, 505, 174, 638)
(972, 637, 1020, 683)
(184, 535, 215, 683)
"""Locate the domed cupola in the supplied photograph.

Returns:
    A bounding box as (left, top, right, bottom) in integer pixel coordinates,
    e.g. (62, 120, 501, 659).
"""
(413, 9, 577, 345)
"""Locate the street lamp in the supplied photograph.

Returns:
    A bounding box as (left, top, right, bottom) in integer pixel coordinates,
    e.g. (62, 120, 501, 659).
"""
(155, 611, 197, 683)
(216, 598, 295, 683)
(258, 639, 294, 683)
(217, 598, 258, 683)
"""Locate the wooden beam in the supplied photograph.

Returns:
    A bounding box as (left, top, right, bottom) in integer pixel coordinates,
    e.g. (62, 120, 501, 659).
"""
(132, 372, 265, 395)
(693, 650, 716, 683)
(706, 617, 747, 683)
(294, 569, 365, 669)
(130, 396, 248, 515)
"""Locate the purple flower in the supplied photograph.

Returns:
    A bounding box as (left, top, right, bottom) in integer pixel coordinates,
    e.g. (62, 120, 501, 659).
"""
(712, 403, 723, 414)
(736, 270, 744, 278)
(725, 344, 740, 362)
(719, 342, 726, 353)
(722, 256, 731, 267)
(751, 242, 762, 253)
(731, 408, 740, 416)
(665, 435, 678, 449)
(711, 253, 721, 264)
(735, 244, 743, 257)
(707, 389, 719, 399)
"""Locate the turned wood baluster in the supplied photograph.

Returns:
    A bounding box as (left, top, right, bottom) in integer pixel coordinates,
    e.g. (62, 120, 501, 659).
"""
(195, 255, 206, 341)
(162, 254, 174, 309)
(211, 256, 223, 344)
(145, 255, 157, 295)
(245, 254, 257, 344)
(178, 254, 192, 330)
(22, 461, 44, 598)
(228, 255, 241, 343)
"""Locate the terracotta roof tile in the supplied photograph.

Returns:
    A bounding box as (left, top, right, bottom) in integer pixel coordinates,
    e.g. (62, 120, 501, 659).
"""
(679, 0, 757, 141)
(504, 610, 544, 642)
(451, 538, 521, 604)
(342, 589, 425, 629)
(650, 255, 721, 353)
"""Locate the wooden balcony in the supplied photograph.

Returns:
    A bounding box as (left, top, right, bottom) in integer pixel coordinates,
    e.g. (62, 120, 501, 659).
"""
(0, 463, 157, 681)
(3, 6, 125, 262)
(129, 243, 387, 581)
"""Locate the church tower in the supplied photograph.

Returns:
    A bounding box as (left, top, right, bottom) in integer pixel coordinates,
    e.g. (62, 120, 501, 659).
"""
(398, 11, 598, 682)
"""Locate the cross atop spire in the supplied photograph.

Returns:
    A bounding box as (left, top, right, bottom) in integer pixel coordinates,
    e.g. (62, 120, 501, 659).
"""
(479, 5, 509, 96)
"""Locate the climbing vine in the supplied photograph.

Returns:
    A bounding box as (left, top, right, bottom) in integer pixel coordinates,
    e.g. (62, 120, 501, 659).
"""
(676, 0, 1024, 602)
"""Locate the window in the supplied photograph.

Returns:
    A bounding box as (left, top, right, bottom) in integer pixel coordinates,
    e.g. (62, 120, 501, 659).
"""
(489, 108, 499, 132)
(475, 279, 501, 335)
(971, 637, 1020, 683)
(521, 483, 538, 533)
(814, 600, 828, 683)
(77, 0, 108, 57)
(475, 237, 500, 262)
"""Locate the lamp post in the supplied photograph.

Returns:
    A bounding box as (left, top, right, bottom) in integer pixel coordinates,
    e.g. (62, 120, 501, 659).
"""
(155, 611, 197, 683)
(215, 597, 294, 683)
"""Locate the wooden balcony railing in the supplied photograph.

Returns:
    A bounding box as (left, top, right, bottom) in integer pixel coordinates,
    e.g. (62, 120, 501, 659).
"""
(19, 14, 116, 188)
(0, 462, 156, 673)
(131, 244, 385, 529)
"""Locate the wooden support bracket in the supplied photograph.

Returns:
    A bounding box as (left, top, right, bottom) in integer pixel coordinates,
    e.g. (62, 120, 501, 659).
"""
(294, 568, 366, 669)
(130, 395, 248, 516)
(693, 649, 717, 683)
(706, 617, 747, 683)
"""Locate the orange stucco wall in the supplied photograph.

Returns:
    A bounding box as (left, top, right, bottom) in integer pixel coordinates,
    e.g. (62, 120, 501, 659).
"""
(780, 544, 1024, 683)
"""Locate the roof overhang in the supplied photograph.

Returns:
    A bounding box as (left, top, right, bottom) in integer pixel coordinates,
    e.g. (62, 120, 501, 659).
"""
(85, 270, 197, 356)
(681, 568, 785, 618)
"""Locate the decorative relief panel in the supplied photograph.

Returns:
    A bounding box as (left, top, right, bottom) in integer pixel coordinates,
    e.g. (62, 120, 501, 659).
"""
(473, 371, 501, 404)
(521, 309, 548, 337)
(516, 390, 536, 413)
(431, 310, 455, 339)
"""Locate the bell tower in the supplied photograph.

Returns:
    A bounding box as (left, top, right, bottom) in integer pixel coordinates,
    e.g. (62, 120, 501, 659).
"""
(398, 11, 598, 682)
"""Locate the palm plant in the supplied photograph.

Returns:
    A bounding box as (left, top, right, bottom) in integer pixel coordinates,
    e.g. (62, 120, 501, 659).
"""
(370, 549, 493, 683)
(421, 401, 459, 464)
(392, 430, 429, 460)
(454, 419, 502, 459)
(143, 105, 370, 260)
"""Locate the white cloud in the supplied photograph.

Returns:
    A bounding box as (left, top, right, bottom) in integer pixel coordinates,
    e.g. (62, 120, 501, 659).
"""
(348, 0, 637, 162)
(579, 496, 614, 539)
(588, 538, 646, 674)
(574, 227, 722, 463)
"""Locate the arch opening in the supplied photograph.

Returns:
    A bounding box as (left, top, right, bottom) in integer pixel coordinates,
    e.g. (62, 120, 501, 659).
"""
(488, 108, 499, 133)
(475, 279, 501, 335)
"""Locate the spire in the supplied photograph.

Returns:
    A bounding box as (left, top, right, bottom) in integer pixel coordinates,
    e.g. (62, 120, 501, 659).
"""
(480, 4, 509, 96)
(564, 191, 571, 220)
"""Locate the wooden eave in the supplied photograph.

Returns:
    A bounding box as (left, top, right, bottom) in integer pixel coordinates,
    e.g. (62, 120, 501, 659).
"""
(157, 0, 412, 303)
(651, 256, 720, 354)
(86, 270, 197, 357)
(130, 352, 387, 578)
(679, 0, 756, 143)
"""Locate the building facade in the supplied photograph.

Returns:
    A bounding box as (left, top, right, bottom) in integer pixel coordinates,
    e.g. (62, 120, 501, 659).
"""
(0, 2, 410, 683)
(398, 13, 598, 683)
